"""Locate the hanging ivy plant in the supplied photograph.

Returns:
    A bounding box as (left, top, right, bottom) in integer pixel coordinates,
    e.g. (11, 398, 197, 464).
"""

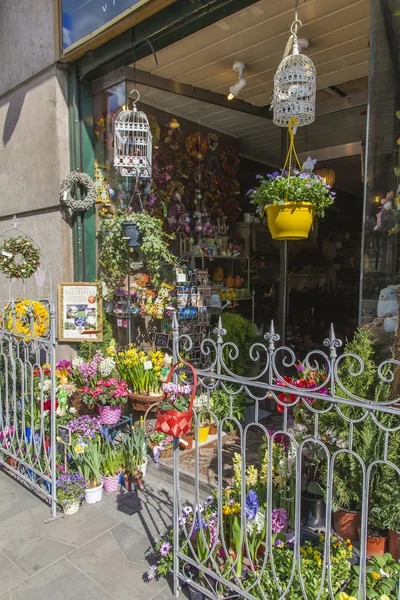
(98, 211, 177, 301)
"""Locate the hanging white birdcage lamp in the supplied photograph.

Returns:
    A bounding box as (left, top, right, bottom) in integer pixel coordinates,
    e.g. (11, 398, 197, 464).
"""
(273, 19, 316, 128)
(114, 90, 153, 178)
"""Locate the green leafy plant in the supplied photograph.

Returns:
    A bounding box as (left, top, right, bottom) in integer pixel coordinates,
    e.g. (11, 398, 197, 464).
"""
(249, 169, 335, 217)
(123, 420, 147, 476)
(219, 313, 257, 376)
(101, 441, 123, 477)
(345, 553, 400, 600)
(98, 211, 176, 300)
(78, 318, 113, 362)
(71, 440, 102, 487)
(210, 389, 246, 432)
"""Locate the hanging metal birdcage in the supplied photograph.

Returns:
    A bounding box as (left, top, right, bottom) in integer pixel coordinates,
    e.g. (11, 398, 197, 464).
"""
(114, 91, 153, 178)
(273, 20, 316, 128)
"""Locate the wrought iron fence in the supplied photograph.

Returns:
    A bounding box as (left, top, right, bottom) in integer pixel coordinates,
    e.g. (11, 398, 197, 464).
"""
(170, 315, 400, 600)
(0, 220, 57, 517)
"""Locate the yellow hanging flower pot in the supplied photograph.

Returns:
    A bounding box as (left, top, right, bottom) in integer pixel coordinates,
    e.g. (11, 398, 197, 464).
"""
(265, 202, 314, 240)
(249, 117, 334, 241)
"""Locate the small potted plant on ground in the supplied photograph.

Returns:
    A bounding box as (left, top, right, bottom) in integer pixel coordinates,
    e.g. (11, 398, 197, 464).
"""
(249, 167, 334, 240)
(81, 378, 128, 425)
(72, 440, 103, 504)
(56, 471, 86, 514)
(148, 431, 174, 460)
(122, 422, 147, 490)
(101, 441, 123, 493)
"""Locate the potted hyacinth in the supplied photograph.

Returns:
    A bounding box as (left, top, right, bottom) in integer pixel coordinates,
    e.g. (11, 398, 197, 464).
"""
(81, 378, 129, 425)
(101, 441, 123, 493)
(56, 471, 86, 515)
(71, 351, 117, 415)
(249, 168, 335, 240)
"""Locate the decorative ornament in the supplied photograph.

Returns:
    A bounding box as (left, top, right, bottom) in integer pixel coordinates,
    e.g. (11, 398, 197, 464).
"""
(220, 145, 240, 176)
(174, 153, 194, 179)
(60, 170, 97, 212)
(94, 160, 112, 203)
(302, 156, 317, 173)
(167, 180, 185, 202)
(206, 132, 219, 152)
(147, 114, 161, 149)
(94, 113, 113, 148)
(273, 20, 316, 127)
(162, 123, 183, 151)
(114, 90, 153, 178)
(0, 237, 40, 280)
(153, 150, 174, 185)
(185, 133, 207, 161)
(5, 299, 49, 339)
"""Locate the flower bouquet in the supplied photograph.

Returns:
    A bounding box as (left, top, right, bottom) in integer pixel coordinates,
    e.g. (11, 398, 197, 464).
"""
(81, 378, 128, 425)
(155, 362, 196, 437)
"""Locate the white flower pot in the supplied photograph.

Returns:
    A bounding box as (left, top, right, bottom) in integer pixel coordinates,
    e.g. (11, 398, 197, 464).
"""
(141, 457, 148, 478)
(63, 501, 80, 515)
(85, 482, 103, 504)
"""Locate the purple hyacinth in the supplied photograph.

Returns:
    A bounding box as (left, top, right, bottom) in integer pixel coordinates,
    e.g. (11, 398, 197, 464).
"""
(271, 508, 288, 533)
(246, 489, 259, 521)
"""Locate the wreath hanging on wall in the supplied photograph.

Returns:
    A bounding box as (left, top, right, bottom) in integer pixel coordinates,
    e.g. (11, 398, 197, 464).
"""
(174, 153, 194, 179)
(185, 132, 207, 161)
(193, 164, 213, 190)
(5, 299, 49, 339)
(0, 237, 40, 280)
(162, 124, 183, 151)
(60, 170, 97, 212)
(220, 145, 240, 176)
(207, 132, 219, 152)
(152, 150, 174, 185)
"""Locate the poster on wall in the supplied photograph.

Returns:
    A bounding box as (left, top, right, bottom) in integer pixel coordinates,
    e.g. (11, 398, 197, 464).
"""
(58, 283, 102, 343)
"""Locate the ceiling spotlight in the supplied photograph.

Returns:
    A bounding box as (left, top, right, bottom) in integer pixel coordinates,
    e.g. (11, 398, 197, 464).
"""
(227, 61, 247, 100)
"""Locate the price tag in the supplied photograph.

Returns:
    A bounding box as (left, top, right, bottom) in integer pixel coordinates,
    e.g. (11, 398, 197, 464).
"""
(143, 360, 153, 370)
(57, 425, 71, 445)
(177, 272, 186, 283)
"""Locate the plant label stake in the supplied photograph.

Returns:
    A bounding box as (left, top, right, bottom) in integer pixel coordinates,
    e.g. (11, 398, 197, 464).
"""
(57, 425, 72, 471)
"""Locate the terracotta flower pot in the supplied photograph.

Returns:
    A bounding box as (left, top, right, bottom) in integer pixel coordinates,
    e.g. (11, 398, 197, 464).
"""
(3, 456, 19, 472)
(179, 433, 194, 450)
(333, 509, 361, 541)
(209, 423, 218, 435)
(389, 529, 400, 561)
(366, 533, 387, 557)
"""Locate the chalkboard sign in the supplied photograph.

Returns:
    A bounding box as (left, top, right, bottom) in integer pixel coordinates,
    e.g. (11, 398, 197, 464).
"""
(155, 333, 170, 348)
(57, 425, 72, 446)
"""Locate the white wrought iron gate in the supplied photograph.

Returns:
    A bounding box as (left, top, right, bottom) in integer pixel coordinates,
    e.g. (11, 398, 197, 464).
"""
(0, 219, 57, 517)
(170, 315, 400, 600)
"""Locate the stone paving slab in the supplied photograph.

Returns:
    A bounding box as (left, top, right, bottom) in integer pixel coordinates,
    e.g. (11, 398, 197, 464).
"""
(0, 466, 179, 600)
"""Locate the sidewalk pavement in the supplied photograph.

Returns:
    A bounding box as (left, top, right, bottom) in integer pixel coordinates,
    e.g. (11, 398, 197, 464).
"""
(0, 467, 181, 600)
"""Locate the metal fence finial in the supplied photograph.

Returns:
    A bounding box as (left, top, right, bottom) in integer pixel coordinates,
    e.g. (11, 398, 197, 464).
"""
(11, 215, 19, 229)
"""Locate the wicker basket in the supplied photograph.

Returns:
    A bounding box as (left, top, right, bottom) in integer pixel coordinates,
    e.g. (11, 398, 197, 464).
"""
(69, 391, 98, 416)
(148, 442, 173, 460)
(128, 392, 164, 412)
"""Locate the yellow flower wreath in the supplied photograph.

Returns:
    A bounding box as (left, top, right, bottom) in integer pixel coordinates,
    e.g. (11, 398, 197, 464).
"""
(5, 299, 49, 340)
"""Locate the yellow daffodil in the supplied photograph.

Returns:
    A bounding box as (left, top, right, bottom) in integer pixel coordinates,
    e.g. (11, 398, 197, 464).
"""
(74, 445, 84, 454)
(372, 571, 381, 580)
(381, 595, 390, 600)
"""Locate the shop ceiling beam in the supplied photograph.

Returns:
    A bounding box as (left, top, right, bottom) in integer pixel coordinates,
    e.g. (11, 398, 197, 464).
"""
(298, 142, 362, 163)
(77, 0, 261, 82)
(315, 91, 368, 117)
(93, 66, 273, 119)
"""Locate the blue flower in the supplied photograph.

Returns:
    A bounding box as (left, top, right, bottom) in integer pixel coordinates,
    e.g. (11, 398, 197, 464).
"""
(246, 489, 259, 521)
(255, 174, 262, 180)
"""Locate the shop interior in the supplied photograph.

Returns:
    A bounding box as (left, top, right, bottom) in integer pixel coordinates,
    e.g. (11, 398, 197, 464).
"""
(91, 0, 377, 356)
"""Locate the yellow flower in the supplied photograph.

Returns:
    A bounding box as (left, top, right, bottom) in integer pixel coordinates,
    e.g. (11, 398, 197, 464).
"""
(347, 544, 353, 552)
(74, 445, 84, 454)
(381, 595, 390, 600)
(222, 506, 231, 516)
(340, 549, 347, 557)
(339, 593, 349, 600)
(307, 546, 313, 554)
(246, 465, 258, 488)
(372, 571, 381, 580)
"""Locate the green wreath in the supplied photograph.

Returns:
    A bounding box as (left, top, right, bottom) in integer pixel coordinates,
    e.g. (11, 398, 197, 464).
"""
(0, 237, 40, 279)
